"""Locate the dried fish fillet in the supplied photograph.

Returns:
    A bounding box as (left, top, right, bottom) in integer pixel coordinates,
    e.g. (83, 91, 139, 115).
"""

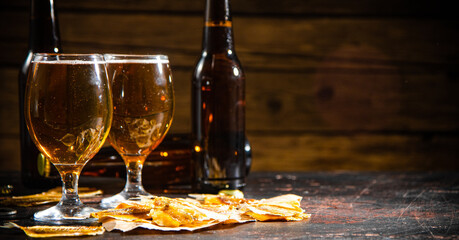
(10, 223, 104, 238)
(0, 187, 102, 207)
(243, 194, 310, 221)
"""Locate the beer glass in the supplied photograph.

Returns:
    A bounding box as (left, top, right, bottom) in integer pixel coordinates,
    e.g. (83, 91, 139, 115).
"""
(25, 53, 113, 221)
(100, 54, 174, 208)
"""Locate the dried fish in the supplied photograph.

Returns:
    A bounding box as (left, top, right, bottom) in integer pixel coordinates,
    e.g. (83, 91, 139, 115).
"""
(10, 223, 104, 238)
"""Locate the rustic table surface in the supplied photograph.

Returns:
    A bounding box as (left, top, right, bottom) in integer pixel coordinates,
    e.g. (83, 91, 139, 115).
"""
(0, 171, 458, 239)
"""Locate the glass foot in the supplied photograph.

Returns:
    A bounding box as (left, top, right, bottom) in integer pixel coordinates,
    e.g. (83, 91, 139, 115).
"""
(34, 203, 99, 223)
(100, 190, 153, 209)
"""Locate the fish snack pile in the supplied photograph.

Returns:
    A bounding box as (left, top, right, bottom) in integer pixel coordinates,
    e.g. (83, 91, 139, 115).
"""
(92, 193, 310, 232)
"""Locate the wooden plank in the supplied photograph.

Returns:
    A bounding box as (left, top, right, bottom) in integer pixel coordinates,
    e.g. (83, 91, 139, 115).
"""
(0, 68, 19, 135)
(0, 138, 20, 171)
(245, 70, 459, 132)
(165, 70, 191, 133)
(248, 134, 459, 171)
(53, 17, 459, 71)
(1, 56, 458, 134)
(1, 0, 457, 18)
(2, 11, 458, 68)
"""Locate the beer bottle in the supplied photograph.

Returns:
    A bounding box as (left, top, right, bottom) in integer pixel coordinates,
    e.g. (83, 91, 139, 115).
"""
(18, 0, 62, 188)
(192, 0, 247, 193)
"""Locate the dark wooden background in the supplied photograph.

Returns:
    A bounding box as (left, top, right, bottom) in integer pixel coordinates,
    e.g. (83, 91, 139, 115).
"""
(1, 0, 458, 172)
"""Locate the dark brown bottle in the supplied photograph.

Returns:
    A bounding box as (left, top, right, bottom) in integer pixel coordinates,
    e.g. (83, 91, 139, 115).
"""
(192, 0, 247, 193)
(18, 0, 62, 188)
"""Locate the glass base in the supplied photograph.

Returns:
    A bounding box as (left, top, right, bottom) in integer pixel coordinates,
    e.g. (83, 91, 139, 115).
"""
(34, 203, 99, 223)
(100, 189, 153, 209)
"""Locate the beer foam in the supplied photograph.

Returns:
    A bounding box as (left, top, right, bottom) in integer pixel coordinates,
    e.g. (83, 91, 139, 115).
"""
(104, 59, 169, 64)
(31, 60, 105, 65)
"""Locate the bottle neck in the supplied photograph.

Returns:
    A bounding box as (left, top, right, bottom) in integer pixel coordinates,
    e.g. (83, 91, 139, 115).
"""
(29, 0, 62, 53)
(202, 0, 234, 53)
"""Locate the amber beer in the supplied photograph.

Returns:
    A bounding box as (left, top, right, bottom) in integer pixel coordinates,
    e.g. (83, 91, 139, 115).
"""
(106, 59, 174, 165)
(19, 0, 62, 187)
(25, 59, 111, 175)
(192, 0, 246, 192)
(100, 55, 174, 208)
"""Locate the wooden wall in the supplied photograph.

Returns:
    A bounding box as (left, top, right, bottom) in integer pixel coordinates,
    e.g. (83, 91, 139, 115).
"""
(1, 0, 458, 172)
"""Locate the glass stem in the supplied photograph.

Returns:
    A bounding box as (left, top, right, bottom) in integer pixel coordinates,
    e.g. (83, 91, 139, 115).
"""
(59, 171, 82, 207)
(124, 158, 146, 194)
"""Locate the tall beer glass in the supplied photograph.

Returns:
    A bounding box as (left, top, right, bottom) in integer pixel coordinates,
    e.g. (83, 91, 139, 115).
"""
(100, 54, 174, 208)
(25, 53, 112, 222)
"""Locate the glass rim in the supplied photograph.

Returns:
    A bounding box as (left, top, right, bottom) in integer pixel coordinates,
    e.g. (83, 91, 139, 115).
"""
(32, 53, 105, 63)
(104, 54, 169, 63)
